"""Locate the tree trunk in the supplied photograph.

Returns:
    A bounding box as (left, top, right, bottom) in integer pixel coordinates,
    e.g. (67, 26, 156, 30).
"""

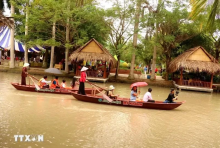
(65, 0, 70, 73)
(165, 54, 171, 81)
(50, 21, 56, 68)
(128, 0, 141, 80)
(9, 4, 15, 68)
(151, 45, 156, 80)
(115, 55, 120, 79)
(42, 49, 48, 68)
(24, 1, 29, 63)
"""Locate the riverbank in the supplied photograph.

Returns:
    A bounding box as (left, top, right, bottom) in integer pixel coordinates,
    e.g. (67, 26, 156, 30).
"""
(0, 66, 173, 87)
(0, 66, 74, 77)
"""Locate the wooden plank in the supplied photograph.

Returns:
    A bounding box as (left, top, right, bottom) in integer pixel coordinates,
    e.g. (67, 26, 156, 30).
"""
(173, 81, 213, 92)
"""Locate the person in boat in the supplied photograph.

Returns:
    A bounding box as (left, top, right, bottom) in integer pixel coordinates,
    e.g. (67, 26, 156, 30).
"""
(50, 76, 60, 89)
(106, 85, 118, 99)
(130, 86, 140, 101)
(39, 76, 51, 88)
(60, 80, 66, 88)
(71, 76, 79, 89)
(143, 88, 155, 102)
(78, 66, 88, 95)
(21, 63, 29, 85)
(164, 88, 178, 103)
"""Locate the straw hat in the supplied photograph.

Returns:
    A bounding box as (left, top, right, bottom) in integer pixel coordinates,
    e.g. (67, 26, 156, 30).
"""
(23, 63, 30, 67)
(81, 66, 88, 71)
(109, 85, 115, 90)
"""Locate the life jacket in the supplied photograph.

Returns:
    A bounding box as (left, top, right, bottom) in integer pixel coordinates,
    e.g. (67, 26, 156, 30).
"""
(50, 79, 59, 89)
(38, 78, 46, 88)
(60, 82, 66, 88)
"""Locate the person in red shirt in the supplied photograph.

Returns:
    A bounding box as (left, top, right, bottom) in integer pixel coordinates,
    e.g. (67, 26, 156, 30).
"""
(155, 68, 158, 73)
(78, 66, 88, 95)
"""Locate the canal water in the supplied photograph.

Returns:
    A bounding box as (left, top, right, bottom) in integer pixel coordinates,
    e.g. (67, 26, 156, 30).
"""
(0, 72, 220, 148)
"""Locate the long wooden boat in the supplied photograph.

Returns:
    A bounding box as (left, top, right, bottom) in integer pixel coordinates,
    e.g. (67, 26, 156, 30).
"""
(72, 92, 184, 110)
(11, 83, 101, 95)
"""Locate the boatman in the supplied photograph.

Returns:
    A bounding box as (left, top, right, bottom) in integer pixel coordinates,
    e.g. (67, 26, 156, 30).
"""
(50, 76, 60, 89)
(78, 66, 88, 95)
(164, 88, 178, 103)
(21, 63, 29, 85)
(39, 76, 51, 88)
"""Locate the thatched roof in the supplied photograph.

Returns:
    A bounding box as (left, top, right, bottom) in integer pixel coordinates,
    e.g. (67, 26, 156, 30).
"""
(0, 11, 13, 28)
(168, 46, 220, 74)
(69, 38, 117, 67)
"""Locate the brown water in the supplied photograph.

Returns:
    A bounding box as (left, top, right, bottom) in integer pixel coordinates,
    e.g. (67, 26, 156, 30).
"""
(0, 72, 220, 148)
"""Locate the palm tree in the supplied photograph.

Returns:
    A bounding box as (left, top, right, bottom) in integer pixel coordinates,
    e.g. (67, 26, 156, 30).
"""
(190, 0, 220, 30)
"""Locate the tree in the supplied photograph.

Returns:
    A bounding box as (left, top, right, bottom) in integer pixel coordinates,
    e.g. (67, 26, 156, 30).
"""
(190, 0, 220, 31)
(9, 2, 15, 68)
(190, 0, 220, 61)
(14, 0, 109, 69)
(155, 1, 200, 80)
(128, 0, 142, 80)
(106, 0, 134, 78)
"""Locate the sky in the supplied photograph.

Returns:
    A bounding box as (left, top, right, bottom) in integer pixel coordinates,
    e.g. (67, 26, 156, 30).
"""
(3, 0, 113, 16)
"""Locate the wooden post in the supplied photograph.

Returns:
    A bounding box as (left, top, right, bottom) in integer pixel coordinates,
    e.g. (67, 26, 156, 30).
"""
(103, 62, 107, 78)
(210, 73, 214, 88)
(180, 68, 183, 85)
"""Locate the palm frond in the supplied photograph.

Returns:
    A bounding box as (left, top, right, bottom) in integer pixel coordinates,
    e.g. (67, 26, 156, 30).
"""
(206, 0, 219, 31)
(189, 0, 207, 19)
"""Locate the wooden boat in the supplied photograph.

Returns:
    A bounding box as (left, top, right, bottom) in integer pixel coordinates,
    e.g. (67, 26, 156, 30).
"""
(72, 92, 184, 110)
(11, 83, 102, 95)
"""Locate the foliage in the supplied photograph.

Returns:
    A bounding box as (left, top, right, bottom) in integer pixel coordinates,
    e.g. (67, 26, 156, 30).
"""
(13, 0, 110, 50)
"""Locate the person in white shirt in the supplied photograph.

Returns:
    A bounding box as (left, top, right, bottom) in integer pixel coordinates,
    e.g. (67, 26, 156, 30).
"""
(38, 76, 51, 88)
(143, 88, 155, 102)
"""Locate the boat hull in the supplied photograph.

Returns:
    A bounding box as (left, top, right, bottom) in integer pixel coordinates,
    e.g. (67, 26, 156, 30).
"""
(72, 92, 183, 110)
(11, 83, 101, 95)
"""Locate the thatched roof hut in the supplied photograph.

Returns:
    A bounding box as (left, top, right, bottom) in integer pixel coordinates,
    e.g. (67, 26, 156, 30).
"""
(168, 46, 220, 74)
(0, 11, 13, 28)
(69, 38, 117, 67)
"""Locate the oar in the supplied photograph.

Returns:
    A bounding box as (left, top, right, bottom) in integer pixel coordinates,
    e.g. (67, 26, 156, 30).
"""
(86, 81, 108, 92)
(29, 76, 40, 90)
(28, 74, 39, 81)
(86, 81, 112, 102)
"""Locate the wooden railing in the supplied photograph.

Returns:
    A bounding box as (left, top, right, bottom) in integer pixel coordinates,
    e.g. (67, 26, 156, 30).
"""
(174, 79, 211, 88)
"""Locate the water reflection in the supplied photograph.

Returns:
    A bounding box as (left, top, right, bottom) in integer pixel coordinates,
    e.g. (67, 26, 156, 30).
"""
(0, 72, 220, 148)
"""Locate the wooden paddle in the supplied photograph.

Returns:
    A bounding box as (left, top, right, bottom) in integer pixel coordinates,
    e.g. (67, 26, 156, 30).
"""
(29, 76, 40, 90)
(86, 81, 112, 102)
(86, 81, 108, 92)
(28, 74, 39, 81)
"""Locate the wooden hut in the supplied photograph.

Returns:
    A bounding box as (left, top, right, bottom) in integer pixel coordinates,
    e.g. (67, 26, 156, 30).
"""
(0, 11, 13, 28)
(168, 46, 220, 92)
(69, 38, 116, 82)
